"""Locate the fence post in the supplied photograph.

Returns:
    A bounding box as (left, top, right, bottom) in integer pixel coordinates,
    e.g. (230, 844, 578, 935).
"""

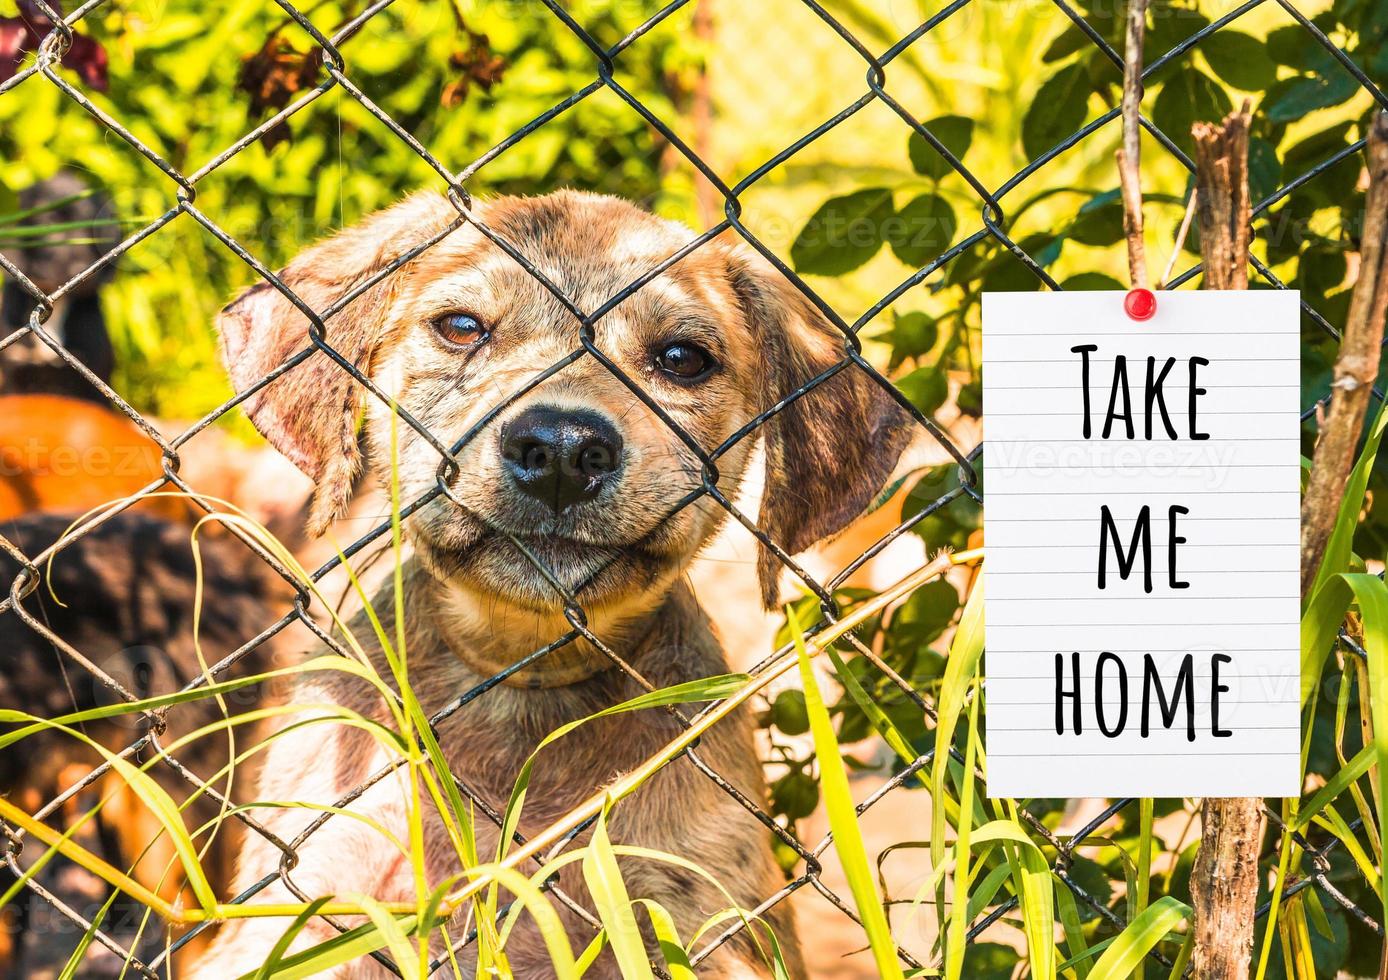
(1188, 105, 1263, 980)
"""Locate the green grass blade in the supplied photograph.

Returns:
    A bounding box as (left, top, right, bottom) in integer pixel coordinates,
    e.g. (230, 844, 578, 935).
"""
(103, 756, 217, 912)
(355, 895, 423, 980)
(1338, 572, 1388, 920)
(1134, 797, 1153, 980)
(788, 607, 904, 980)
(1301, 575, 1353, 705)
(57, 891, 118, 980)
(824, 644, 916, 766)
(1308, 806, 1378, 888)
(933, 578, 984, 866)
(582, 806, 654, 980)
(241, 915, 419, 980)
(1002, 800, 1055, 980)
(944, 671, 980, 980)
(1296, 744, 1373, 830)
(1087, 896, 1190, 980)
(1307, 402, 1388, 611)
(633, 899, 696, 980)
(252, 898, 333, 980)
(1056, 884, 1093, 980)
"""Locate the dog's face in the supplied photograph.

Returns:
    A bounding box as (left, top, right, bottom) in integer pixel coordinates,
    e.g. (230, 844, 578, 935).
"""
(218, 191, 911, 614)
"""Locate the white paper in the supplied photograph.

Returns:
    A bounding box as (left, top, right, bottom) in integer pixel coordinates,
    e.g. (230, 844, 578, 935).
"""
(982, 290, 1301, 798)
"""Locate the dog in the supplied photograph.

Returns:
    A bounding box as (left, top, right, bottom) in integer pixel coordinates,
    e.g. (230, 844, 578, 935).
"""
(189, 190, 913, 978)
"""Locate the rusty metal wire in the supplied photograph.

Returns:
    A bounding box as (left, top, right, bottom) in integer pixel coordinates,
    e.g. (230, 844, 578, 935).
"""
(0, 0, 1384, 976)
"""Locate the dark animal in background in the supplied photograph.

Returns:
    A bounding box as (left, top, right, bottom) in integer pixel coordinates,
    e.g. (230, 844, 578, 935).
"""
(0, 511, 294, 977)
(0, 171, 119, 401)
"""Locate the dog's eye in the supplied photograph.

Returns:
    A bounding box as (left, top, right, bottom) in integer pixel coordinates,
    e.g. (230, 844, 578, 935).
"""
(655, 342, 715, 381)
(431, 312, 488, 348)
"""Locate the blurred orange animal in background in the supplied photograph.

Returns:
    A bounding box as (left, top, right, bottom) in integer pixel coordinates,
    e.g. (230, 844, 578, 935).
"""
(0, 393, 188, 524)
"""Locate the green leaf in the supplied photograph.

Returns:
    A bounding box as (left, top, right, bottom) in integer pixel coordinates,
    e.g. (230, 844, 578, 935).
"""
(1057, 886, 1094, 978)
(1147, 6, 1211, 59)
(884, 311, 939, 370)
(0, 179, 17, 221)
(908, 115, 974, 180)
(824, 644, 916, 765)
(957, 379, 982, 417)
(632, 900, 696, 980)
(887, 193, 957, 267)
(1248, 137, 1283, 203)
(254, 898, 335, 980)
(1061, 272, 1125, 291)
(1152, 67, 1233, 157)
(245, 914, 421, 980)
(769, 689, 809, 736)
(791, 188, 895, 276)
(1299, 246, 1348, 295)
(770, 769, 820, 820)
(989, 811, 1058, 980)
(892, 578, 961, 645)
(981, 234, 1059, 292)
(897, 365, 950, 416)
(1267, 25, 1340, 72)
(961, 943, 1021, 979)
(1264, 73, 1358, 123)
(1283, 122, 1353, 173)
(1022, 64, 1090, 160)
(1200, 31, 1277, 91)
(106, 756, 218, 913)
(931, 578, 984, 870)
(354, 897, 424, 980)
(1068, 190, 1125, 247)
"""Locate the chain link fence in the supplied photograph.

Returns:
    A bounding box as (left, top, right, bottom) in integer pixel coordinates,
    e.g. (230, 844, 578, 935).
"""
(0, 0, 1385, 975)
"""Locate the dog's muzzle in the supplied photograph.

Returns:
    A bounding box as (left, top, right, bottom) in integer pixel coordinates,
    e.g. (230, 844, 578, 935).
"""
(500, 405, 623, 513)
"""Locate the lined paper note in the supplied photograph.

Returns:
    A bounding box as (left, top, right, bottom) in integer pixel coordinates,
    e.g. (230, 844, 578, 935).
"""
(982, 290, 1301, 798)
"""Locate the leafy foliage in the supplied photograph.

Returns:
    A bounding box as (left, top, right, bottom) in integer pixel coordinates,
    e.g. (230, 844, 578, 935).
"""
(766, 0, 1388, 975)
(0, 0, 698, 416)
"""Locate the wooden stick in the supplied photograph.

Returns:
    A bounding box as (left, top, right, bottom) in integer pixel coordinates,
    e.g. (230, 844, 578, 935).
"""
(1188, 104, 1264, 980)
(1159, 188, 1198, 287)
(1300, 112, 1388, 596)
(1117, 0, 1149, 289)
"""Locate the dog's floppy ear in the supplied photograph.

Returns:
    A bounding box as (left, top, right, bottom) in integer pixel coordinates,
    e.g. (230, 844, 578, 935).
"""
(217, 192, 454, 535)
(726, 250, 915, 607)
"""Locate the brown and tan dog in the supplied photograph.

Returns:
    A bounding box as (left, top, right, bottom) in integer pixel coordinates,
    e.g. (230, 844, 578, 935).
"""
(190, 191, 912, 978)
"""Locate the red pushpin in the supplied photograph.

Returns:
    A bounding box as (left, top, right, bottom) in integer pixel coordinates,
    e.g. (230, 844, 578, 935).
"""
(1124, 287, 1157, 322)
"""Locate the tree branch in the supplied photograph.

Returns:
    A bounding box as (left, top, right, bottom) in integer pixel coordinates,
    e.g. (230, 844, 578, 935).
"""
(1301, 111, 1388, 595)
(1117, 0, 1148, 289)
(1188, 104, 1263, 980)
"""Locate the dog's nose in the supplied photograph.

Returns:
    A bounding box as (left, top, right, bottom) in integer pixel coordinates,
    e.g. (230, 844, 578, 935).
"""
(501, 406, 623, 512)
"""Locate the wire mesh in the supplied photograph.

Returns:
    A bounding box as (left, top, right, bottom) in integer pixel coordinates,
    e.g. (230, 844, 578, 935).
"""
(0, 0, 1384, 975)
